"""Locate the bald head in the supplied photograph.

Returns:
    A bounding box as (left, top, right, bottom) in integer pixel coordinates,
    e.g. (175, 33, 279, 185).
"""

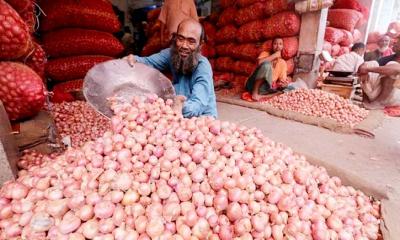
(177, 18, 204, 44)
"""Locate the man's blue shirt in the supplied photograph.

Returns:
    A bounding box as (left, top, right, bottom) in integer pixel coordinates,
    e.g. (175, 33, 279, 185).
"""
(135, 48, 217, 118)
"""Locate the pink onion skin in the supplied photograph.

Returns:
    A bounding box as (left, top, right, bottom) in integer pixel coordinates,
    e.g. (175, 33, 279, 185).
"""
(94, 201, 115, 219)
(82, 219, 99, 239)
(58, 212, 81, 234)
(177, 224, 191, 239)
(135, 216, 148, 234)
(146, 217, 165, 238)
(77, 205, 94, 221)
(112, 206, 126, 227)
(122, 190, 139, 205)
(99, 218, 115, 234)
(46, 199, 69, 218)
(227, 202, 242, 222)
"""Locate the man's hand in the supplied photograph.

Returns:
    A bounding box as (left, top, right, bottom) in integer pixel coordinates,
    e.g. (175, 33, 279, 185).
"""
(273, 50, 282, 59)
(123, 54, 136, 67)
(258, 51, 282, 65)
(172, 95, 186, 114)
(257, 58, 266, 65)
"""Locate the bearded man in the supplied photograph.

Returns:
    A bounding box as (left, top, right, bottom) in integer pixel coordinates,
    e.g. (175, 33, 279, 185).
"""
(364, 35, 393, 62)
(126, 19, 217, 118)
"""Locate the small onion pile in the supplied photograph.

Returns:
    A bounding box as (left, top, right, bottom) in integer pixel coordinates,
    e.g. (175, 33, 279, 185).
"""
(0, 95, 381, 239)
(266, 89, 369, 127)
(17, 150, 58, 171)
(51, 101, 111, 147)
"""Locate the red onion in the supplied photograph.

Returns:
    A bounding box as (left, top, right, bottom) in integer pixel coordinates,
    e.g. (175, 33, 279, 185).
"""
(266, 89, 369, 127)
(0, 95, 380, 239)
(51, 101, 111, 148)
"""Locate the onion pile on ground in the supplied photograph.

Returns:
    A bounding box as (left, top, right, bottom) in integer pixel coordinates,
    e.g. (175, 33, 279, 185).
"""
(0, 95, 380, 239)
(17, 150, 58, 171)
(51, 101, 111, 148)
(266, 89, 369, 127)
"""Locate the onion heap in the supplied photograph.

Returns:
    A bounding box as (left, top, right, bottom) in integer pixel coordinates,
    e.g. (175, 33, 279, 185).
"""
(266, 89, 369, 127)
(0, 95, 380, 239)
(17, 150, 58, 171)
(51, 101, 111, 148)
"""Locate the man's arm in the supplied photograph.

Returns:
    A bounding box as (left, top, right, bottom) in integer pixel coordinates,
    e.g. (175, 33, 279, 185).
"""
(182, 64, 213, 118)
(158, 4, 167, 24)
(133, 48, 170, 72)
(189, 0, 199, 21)
(158, 4, 167, 45)
(160, 23, 166, 45)
(359, 64, 400, 76)
(258, 51, 282, 65)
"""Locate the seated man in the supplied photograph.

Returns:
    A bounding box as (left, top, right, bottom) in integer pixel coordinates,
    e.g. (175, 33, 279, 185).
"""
(242, 38, 287, 101)
(126, 19, 217, 118)
(331, 42, 366, 72)
(364, 35, 393, 62)
(318, 43, 365, 87)
(358, 39, 400, 109)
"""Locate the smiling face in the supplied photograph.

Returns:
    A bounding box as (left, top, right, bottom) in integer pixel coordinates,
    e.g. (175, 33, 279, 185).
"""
(175, 20, 202, 58)
(272, 38, 284, 53)
(170, 19, 203, 75)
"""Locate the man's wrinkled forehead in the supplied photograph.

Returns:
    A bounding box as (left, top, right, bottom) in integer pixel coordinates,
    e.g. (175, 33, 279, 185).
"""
(177, 21, 202, 42)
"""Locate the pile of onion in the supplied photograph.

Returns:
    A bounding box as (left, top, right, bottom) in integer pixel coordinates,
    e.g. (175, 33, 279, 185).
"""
(0, 95, 380, 239)
(17, 150, 58, 171)
(266, 89, 369, 127)
(51, 101, 111, 147)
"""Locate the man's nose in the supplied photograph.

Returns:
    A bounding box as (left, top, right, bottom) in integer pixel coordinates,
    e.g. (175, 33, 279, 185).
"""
(181, 40, 190, 49)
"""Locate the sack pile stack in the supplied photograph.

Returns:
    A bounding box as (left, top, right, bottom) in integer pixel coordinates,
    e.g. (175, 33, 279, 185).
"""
(39, 0, 124, 103)
(323, 0, 368, 58)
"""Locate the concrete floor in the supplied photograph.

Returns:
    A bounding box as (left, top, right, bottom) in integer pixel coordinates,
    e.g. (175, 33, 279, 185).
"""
(217, 102, 400, 240)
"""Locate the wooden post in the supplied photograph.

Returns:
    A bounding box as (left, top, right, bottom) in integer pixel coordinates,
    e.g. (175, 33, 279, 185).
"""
(294, 9, 328, 88)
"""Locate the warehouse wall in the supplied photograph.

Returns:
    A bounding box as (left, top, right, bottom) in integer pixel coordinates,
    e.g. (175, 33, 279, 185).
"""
(355, 0, 374, 43)
(368, 0, 399, 33)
